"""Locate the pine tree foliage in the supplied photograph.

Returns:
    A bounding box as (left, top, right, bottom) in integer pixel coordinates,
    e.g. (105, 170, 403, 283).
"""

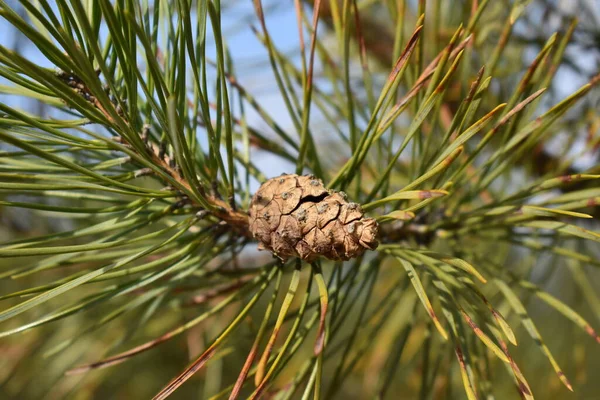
(0, 0, 599, 398)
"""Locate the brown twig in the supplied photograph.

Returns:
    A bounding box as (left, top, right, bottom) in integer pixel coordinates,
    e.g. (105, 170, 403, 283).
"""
(57, 68, 251, 235)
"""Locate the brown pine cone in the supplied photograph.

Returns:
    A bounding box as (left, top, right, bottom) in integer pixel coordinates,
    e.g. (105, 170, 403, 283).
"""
(248, 174, 378, 262)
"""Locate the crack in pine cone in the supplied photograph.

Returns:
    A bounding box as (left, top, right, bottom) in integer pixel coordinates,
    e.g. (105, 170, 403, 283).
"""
(248, 174, 379, 262)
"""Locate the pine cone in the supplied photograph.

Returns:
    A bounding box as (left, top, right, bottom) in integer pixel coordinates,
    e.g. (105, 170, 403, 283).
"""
(248, 174, 379, 262)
